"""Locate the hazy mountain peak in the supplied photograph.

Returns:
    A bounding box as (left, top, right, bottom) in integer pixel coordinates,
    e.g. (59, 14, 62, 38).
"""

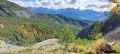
(27, 7, 109, 21)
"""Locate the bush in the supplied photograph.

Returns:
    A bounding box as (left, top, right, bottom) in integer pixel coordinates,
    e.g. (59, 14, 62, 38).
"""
(89, 20, 101, 40)
(62, 41, 69, 49)
(74, 38, 88, 46)
(59, 25, 76, 43)
(95, 33, 103, 40)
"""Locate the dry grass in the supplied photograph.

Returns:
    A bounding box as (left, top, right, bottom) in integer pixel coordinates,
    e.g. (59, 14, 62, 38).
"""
(91, 38, 105, 49)
(73, 45, 86, 52)
(2, 42, 86, 54)
(50, 42, 56, 46)
(4, 38, 120, 54)
(112, 41, 120, 52)
(87, 47, 94, 52)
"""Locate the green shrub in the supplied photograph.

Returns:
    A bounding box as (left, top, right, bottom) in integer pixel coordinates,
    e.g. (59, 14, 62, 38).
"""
(95, 33, 103, 40)
(62, 41, 69, 49)
(89, 20, 101, 40)
(59, 25, 76, 43)
(75, 38, 88, 46)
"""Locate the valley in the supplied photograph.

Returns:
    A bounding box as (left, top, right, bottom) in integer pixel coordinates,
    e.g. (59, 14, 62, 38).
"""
(0, 0, 120, 54)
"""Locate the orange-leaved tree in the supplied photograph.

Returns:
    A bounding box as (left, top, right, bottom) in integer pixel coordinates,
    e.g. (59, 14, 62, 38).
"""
(100, 0, 120, 15)
(0, 21, 4, 28)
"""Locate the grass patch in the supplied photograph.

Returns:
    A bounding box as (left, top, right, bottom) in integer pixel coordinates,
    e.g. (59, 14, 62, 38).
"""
(16, 48, 32, 54)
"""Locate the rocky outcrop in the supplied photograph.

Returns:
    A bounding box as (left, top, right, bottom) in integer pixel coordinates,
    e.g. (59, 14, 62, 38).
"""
(15, 10, 35, 18)
(104, 27, 120, 41)
(33, 38, 59, 47)
(101, 15, 120, 40)
(77, 15, 120, 40)
(76, 24, 95, 39)
(0, 38, 59, 52)
(101, 15, 120, 36)
(0, 4, 34, 18)
(0, 40, 25, 52)
(0, 6, 10, 16)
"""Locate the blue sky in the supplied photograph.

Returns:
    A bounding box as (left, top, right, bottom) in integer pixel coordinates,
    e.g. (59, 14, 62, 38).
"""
(8, 0, 116, 12)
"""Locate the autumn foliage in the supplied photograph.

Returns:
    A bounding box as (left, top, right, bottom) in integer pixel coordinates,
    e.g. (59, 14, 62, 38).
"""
(100, 0, 120, 15)
(0, 21, 4, 29)
(0, 24, 4, 28)
(108, 0, 120, 3)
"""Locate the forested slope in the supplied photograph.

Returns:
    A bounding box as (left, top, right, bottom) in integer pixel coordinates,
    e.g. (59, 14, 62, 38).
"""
(0, 0, 92, 46)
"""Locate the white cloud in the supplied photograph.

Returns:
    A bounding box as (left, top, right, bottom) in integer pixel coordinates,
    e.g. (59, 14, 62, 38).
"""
(8, 0, 117, 12)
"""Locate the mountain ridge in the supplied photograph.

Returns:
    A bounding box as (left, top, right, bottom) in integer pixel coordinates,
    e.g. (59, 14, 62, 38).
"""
(28, 7, 109, 20)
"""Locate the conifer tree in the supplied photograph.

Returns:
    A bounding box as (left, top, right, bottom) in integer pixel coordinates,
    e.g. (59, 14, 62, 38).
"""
(88, 20, 101, 40)
(59, 25, 76, 43)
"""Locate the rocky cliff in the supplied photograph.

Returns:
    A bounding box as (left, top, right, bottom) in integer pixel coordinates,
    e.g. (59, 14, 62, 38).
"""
(76, 24, 95, 39)
(101, 15, 120, 35)
(0, 1, 34, 18)
(77, 15, 120, 40)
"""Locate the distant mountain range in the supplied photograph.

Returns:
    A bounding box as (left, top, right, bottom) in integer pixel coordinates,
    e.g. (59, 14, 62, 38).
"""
(27, 7, 109, 21)
(0, 0, 93, 46)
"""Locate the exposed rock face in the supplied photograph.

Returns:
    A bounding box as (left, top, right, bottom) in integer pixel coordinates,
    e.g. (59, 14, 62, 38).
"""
(0, 40, 25, 51)
(0, 5, 34, 18)
(0, 6, 10, 16)
(77, 15, 120, 40)
(104, 27, 120, 41)
(101, 15, 120, 36)
(76, 24, 95, 39)
(33, 38, 59, 46)
(15, 10, 35, 18)
(101, 15, 120, 40)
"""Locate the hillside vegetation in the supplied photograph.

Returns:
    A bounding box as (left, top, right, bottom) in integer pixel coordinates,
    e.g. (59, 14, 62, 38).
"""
(1, 0, 120, 54)
(0, 0, 92, 46)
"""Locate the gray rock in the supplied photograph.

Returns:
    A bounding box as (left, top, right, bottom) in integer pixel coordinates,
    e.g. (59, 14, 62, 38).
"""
(0, 40, 25, 51)
(0, 38, 59, 52)
(77, 15, 120, 40)
(15, 10, 34, 18)
(101, 15, 120, 36)
(76, 24, 95, 39)
(0, 6, 10, 16)
(3, 9, 9, 14)
(104, 27, 120, 41)
(33, 38, 59, 46)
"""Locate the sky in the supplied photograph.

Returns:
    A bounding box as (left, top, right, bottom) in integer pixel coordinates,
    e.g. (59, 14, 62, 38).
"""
(8, 0, 117, 12)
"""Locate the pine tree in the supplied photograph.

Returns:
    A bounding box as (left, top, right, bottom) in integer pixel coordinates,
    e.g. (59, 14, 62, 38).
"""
(88, 20, 101, 40)
(59, 25, 76, 43)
